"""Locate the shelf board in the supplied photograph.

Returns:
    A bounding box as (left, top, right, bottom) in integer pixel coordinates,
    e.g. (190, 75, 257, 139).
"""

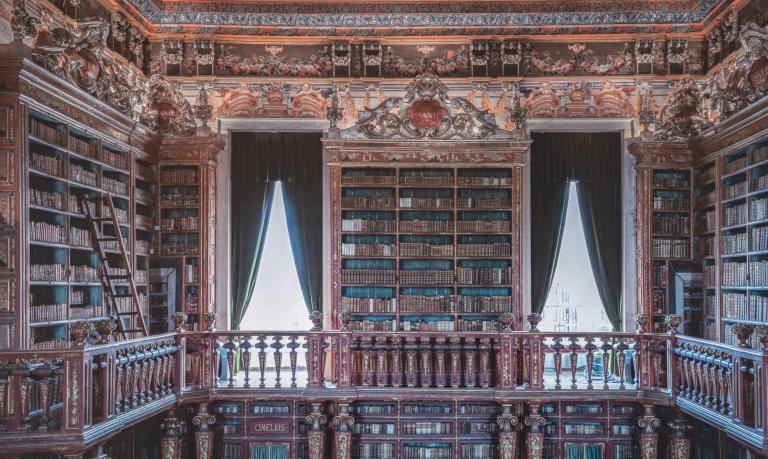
(722, 317, 768, 325)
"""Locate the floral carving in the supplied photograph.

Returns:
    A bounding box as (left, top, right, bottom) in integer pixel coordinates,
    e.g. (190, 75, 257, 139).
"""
(11, 0, 38, 40)
(653, 80, 710, 141)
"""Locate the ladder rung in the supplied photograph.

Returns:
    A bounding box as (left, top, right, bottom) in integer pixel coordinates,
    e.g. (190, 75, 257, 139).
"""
(122, 329, 144, 333)
(97, 237, 118, 242)
(111, 293, 134, 298)
(92, 217, 112, 222)
(109, 274, 131, 279)
(117, 311, 140, 315)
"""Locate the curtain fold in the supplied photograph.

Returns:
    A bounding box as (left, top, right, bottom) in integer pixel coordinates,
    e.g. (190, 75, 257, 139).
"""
(281, 136, 324, 313)
(530, 180, 570, 314)
(530, 132, 623, 328)
(230, 132, 323, 328)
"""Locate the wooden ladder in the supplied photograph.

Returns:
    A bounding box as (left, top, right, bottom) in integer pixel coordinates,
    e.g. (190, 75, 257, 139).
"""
(80, 194, 148, 339)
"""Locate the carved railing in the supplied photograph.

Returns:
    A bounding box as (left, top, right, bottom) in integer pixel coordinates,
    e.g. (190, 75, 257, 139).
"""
(671, 335, 768, 449)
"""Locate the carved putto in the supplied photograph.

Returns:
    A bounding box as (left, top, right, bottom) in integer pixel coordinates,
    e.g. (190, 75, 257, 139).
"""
(140, 75, 196, 137)
(31, 19, 148, 118)
(338, 74, 510, 140)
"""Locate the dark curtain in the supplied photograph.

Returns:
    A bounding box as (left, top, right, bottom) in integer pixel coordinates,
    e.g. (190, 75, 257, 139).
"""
(530, 132, 623, 330)
(230, 133, 323, 329)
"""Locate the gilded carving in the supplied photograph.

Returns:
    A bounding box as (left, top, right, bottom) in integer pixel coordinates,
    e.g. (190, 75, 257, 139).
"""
(11, 0, 38, 40)
(653, 80, 710, 141)
(522, 82, 560, 118)
(140, 75, 197, 136)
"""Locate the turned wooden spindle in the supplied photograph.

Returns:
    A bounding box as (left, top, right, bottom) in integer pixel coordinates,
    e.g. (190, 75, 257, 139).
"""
(449, 337, 462, 387)
(464, 337, 478, 388)
(434, 337, 448, 387)
(272, 335, 284, 388)
(568, 337, 580, 389)
(478, 337, 492, 388)
(390, 336, 403, 387)
(551, 337, 564, 389)
(584, 337, 596, 389)
(420, 336, 433, 387)
(616, 338, 628, 390)
(255, 335, 268, 388)
(223, 337, 237, 385)
(287, 335, 300, 388)
(405, 336, 418, 387)
(600, 338, 612, 390)
(360, 336, 373, 387)
(240, 336, 253, 386)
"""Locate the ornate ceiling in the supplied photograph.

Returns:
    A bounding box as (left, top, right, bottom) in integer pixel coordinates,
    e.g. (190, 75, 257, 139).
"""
(121, 0, 730, 33)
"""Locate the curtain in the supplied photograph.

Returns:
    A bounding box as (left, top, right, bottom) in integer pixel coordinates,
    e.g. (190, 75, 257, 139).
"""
(530, 132, 623, 329)
(281, 135, 324, 313)
(230, 132, 323, 329)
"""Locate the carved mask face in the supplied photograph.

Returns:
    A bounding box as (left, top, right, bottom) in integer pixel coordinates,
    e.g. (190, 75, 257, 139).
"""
(77, 49, 101, 81)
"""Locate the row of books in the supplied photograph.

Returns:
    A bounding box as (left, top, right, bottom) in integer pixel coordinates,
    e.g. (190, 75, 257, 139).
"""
(353, 423, 396, 435)
(697, 166, 716, 184)
(698, 209, 715, 232)
(401, 320, 455, 332)
(697, 191, 716, 207)
(341, 269, 397, 284)
(342, 219, 396, 232)
(457, 242, 511, 257)
(354, 443, 394, 458)
(160, 216, 198, 231)
(752, 197, 768, 221)
(459, 319, 499, 331)
(341, 175, 396, 185)
(69, 227, 91, 247)
(750, 260, 768, 285)
(459, 422, 497, 435)
(341, 196, 397, 208)
(400, 221, 454, 233)
(136, 188, 154, 204)
(652, 288, 666, 313)
(457, 197, 511, 208)
(563, 422, 604, 435)
(32, 338, 69, 349)
(401, 270, 454, 284)
(460, 444, 497, 458)
(31, 152, 64, 177)
(653, 214, 690, 234)
(724, 180, 748, 200)
(30, 303, 66, 322)
(724, 291, 768, 321)
(401, 197, 454, 209)
(723, 232, 748, 254)
(458, 295, 511, 312)
(161, 169, 197, 185)
(755, 174, 768, 191)
(30, 118, 65, 145)
(70, 164, 98, 187)
(30, 221, 68, 244)
(752, 226, 768, 252)
(69, 304, 104, 319)
(653, 173, 689, 188)
(754, 145, 768, 163)
(71, 265, 99, 282)
(653, 195, 690, 210)
(699, 236, 714, 257)
(457, 267, 512, 285)
(342, 242, 396, 256)
(355, 404, 396, 415)
(31, 188, 63, 210)
(102, 177, 128, 196)
(403, 445, 452, 459)
(401, 295, 453, 312)
(102, 149, 128, 170)
(564, 404, 603, 414)
(400, 421, 453, 435)
(135, 214, 153, 228)
(104, 205, 129, 224)
(160, 192, 197, 207)
(344, 297, 397, 313)
(250, 404, 290, 414)
(400, 242, 454, 257)
(612, 423, 636, 436)
(652, 238, 690, 258)
(723, 261, 748, 285)
(403, 404, 452, 414)
(349, 320, 396, 331)
(31, 264, 67, 281)
(725, 155, 749, 174)
(724, 202, 747, 227)
(136, 240, 152, 254)
(704, 264, 716, 286)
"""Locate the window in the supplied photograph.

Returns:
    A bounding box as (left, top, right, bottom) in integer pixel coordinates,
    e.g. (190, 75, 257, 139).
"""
(240, 182, 312, 330)
(540, 182, 611, 332)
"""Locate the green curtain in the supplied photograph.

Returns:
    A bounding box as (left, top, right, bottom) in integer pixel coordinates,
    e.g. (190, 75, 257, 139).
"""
(230, 135, 276, 329)
(530, 179, 570, 314)
(282, 135, 324, 313)
(230, 132, 323, 328)
(530, 132, 623, 329)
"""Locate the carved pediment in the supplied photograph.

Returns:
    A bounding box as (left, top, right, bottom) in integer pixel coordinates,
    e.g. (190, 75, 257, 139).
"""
(336, 74, 512, 140)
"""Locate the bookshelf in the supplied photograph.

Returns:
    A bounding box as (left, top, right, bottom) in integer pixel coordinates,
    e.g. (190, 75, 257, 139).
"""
(333, 165, 522, 332)
(157, 135, 221, 331)
(631, 142, 695, 334)
(24, 110, 158, 347)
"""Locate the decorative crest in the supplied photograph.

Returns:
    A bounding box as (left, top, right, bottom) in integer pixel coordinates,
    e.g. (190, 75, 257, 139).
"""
(339, 74, 509, 140)
(139, 75, 197, 137)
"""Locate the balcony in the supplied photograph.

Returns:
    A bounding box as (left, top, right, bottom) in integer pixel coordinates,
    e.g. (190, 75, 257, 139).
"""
(0, 321, 766, 457)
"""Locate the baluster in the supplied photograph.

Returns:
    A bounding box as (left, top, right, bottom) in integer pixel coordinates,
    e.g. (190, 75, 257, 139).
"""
(420, 337, 433, 388)
(212, 337, 221, 384)
(390, 336, 403, 387)
(679, 353, 690, 398)
(449, 337, 462, 387)
(31, 364, 53, 432)
(255, 335, 268, 388)
(115, 360, 125, 413)
(272, 335, 284, 388)
(584, 337, 596, 389)
(287, 335, 300, 388)
(405, 336, 418, 387)
(464, 338, 478, 388)
(692, 352, 703, 403)
(632, 337, 641, 386)
(478, 338, 492, 388)
(717, 364, 728, 415)
(724, 366, 733, 417)
(551, 337, 564, 389)
(434, 337, 448, 388)
(0, 364, 9, 432)
(303, 338, 311, 385)
(568, 337, 580, 389)
(616, 338, 628, 390)
(223, 337, 237, 386)
(360, 336, 372, 387)
(601, 338, 612, 390)
(126, 360, 137, 409)
(707, 358, 717, 409)
(350, 337, 361, 385)
(374, 336, 388, 387)
(240, 336, 253, 386)
(134, 356, 146, 406)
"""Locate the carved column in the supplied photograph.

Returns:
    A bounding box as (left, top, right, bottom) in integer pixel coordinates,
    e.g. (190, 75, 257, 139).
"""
(192, 403, 215, 459)
(523, 404, 546, 459)
(330, 403, 354, 459)
(637, 404, 661, 459)
(497, 404, 519, 459)
(160, 411, 183, 459)
(667, 413, 693, 459)
(305, 403, 328, 459)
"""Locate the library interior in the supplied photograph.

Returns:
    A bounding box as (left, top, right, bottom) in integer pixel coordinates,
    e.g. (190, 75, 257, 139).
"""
(2, 0, 768, 458)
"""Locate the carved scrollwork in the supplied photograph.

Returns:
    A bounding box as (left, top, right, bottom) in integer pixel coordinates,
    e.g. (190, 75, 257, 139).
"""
(139, 75, 197, 137)
(653, 79, 711, 141)
(11, 0, 38, 40)
(343, 74, 509, 140)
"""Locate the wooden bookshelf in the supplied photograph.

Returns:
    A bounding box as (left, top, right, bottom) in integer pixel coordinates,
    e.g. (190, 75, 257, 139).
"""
(631, 142, 695, 333)
(157, 135, 221, 331)
(327, 140, 528, 332)
(23, 110, 158, 347)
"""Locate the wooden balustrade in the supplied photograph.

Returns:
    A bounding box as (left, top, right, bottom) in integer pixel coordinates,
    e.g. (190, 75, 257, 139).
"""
(1, 328, 767, 455)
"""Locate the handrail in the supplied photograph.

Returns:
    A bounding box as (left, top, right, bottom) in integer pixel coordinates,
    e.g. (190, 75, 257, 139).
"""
(0, 328, 765, 453)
